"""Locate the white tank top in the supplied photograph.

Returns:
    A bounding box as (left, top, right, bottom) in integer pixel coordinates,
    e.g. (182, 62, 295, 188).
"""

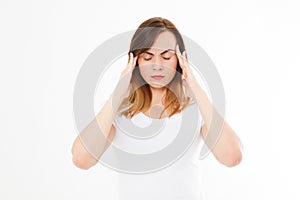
(105, 102, 206, 200)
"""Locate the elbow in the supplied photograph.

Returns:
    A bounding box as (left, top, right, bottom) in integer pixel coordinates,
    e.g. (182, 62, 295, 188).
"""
(71, 136, 99, 170)
(223, 150, 243, 168)
(221, 129, 243, 167)
(71, 144, 98, 170)
(72, 155, 95, 170)
(215, 144, 243, 168)
(72, 156, 89, 170)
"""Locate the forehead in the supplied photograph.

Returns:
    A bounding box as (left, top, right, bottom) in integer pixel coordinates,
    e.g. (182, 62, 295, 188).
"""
(150, 31, 177, 51)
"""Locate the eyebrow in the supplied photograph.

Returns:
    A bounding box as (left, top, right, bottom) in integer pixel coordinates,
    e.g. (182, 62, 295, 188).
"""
(144, 49, 175, 56)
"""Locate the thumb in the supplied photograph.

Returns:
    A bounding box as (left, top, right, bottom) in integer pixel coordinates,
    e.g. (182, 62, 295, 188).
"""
(182, 78, 187, 87)
(182, 79, 188, 93)
(182, 79, 194, 99)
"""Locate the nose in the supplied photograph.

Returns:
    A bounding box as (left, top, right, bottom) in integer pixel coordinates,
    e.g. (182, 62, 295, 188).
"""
(152, 56, 163, 70)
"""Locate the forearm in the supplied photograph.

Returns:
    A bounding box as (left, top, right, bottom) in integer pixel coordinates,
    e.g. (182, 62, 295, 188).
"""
(191, 82, 243, 166)
(190, 82, 215, 132)
(95, 92, 121, 137)
(191, 82, 229, 148)
(177, 47, 242, 166)
(73, 91, 122, 162)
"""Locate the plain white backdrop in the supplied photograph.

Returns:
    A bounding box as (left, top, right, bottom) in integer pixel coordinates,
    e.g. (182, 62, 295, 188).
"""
(1, 0, 299, 199)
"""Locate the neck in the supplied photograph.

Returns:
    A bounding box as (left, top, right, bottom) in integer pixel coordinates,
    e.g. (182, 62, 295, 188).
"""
(150, 86, 167, 105)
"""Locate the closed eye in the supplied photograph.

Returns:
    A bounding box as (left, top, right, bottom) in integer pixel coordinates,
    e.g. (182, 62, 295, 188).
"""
(162, 52, 174, 60)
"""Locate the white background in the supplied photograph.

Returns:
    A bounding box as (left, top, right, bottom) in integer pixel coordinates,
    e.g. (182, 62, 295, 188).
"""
(1, 0, 299, 199)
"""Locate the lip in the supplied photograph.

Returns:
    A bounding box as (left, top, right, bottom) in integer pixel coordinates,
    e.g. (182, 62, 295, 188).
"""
(151, 75, 165, 80)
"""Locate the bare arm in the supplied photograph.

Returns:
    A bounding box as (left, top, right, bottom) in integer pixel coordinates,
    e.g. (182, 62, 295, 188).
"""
(194, 85, 243, 167)
(200, 119, 243, 167)
(71, 53, 138, 170)
(175, 47, 243, 167)
(71, 93, 122, 170)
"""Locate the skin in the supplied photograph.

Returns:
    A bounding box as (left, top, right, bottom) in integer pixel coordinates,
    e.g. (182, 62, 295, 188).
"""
(138, 31, 178, 116)
(71, 30, 243, 170)
(138, 30, 243, 167)
(175, 38, 243, 167)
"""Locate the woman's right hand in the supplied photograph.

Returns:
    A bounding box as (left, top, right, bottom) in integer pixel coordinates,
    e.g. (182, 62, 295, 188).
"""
(113, 52, 138, 100)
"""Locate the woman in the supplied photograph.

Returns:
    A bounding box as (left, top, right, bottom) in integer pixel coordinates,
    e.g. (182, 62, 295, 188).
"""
(72, 17, 243, 199)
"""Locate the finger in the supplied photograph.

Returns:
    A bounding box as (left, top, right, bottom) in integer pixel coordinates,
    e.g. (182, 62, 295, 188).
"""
(127, 54, 131, 71)
(129, 52, 133, 63)
(182, 51, 189, 68)
(182, 51, 188, 63)
(183, 50, 190, 67)
(128, 53, 137, 71)
(183, 51, 187, 60)
(131, 55, 138, 70)
(182, 69, 187, 78)
(182, 78, 187, 86)
(121, 53, 133, 77)
(184, 50, 188, 58)
(134, 55, 138, 61)
(182, 79, 190, 97)
(176, 44, 182, 57)
(176, 44, 188, 77)
(176, 44, 184, 65)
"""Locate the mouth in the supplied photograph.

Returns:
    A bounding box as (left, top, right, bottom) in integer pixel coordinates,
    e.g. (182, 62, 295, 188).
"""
(151, 75, 165, 80)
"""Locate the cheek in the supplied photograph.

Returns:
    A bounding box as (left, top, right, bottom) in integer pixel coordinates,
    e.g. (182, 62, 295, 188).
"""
(165, 60, 178, 79)
(137, 57, 143, 66)
(169, 56, 178, 67)
(138, 66, 151, 80)
(164, 59, 178, 71)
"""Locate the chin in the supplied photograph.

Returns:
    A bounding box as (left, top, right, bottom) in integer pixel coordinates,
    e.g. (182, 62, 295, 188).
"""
(149, 84, 166, 89)
(145, 77, 173, 89)
(148, 82, 167, 89)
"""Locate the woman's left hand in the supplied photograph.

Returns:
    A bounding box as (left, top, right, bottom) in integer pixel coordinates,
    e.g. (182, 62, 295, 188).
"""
(175, 44, 199, 97)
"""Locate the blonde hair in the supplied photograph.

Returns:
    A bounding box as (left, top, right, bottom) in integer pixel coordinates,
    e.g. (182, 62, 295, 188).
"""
(117, 17, 193, 119)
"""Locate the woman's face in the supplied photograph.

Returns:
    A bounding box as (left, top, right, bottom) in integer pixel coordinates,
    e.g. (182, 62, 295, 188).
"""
(137, 31, 178, 88)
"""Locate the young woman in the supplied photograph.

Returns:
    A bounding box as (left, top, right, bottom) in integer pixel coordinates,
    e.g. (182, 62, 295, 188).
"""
(72, 17, 243, 199)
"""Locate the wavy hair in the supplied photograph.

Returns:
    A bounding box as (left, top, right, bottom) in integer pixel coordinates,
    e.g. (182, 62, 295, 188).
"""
(117, 17, 193, 119)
